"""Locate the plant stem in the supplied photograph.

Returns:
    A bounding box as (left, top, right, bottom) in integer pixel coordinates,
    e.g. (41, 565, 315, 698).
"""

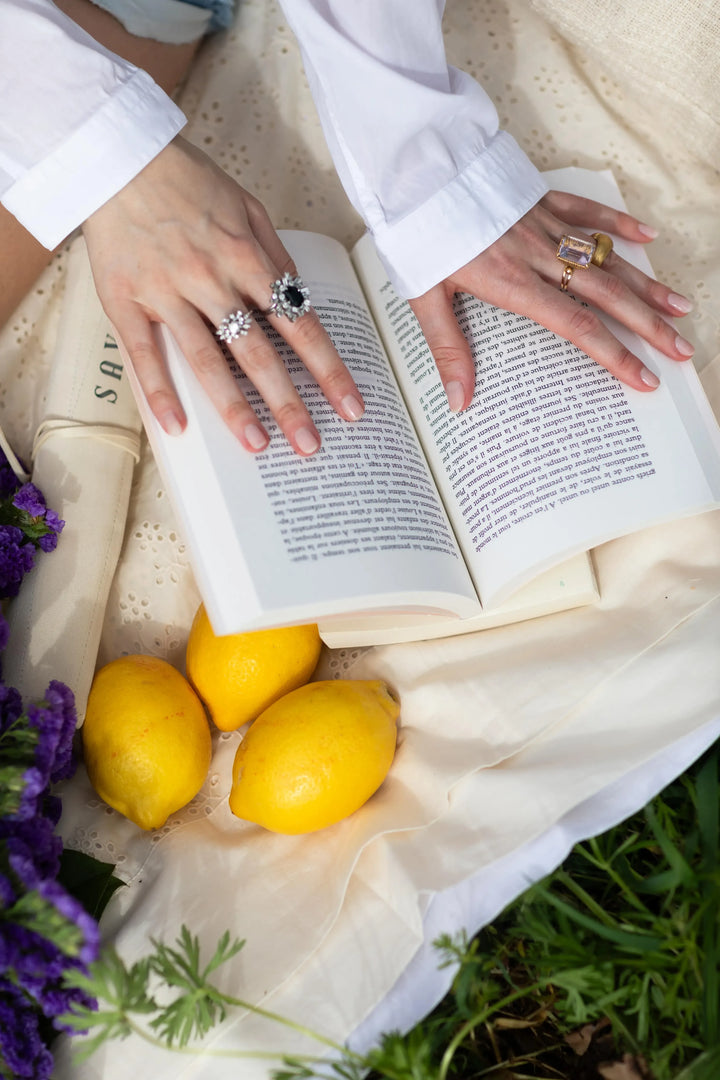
(437, 981, 544, 1080)
(581, 838, 652, 914)
(217, 991, 365, 1062)
(126, 1017, 338, 1067)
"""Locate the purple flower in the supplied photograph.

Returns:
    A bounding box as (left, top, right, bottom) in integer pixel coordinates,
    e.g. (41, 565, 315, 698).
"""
(20, 681, 77, 799)
(37, 531, 58, 553)
(0, 871, 15, 909)
(12, 483, 46, 518)
(0, 610, 8, 654)
(0, 878, 99, 1023)
(0, 980, 54, 1080)
(0, 453, 24, 499)
(0, 817, 63, 883)
(43, 509, 64, 535)
(0, 524, 35, 598)
(0, 680, 23, 735)
(36, 879, 101, 967)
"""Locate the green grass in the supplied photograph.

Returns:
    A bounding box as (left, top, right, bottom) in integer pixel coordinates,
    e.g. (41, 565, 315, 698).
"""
(357, 740, 720, 1080)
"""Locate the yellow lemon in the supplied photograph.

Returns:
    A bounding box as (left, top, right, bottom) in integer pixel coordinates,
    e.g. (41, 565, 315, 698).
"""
(83, 654, 212, 830)
(185, 605, 322, 732)
(229, 679, 400, 834)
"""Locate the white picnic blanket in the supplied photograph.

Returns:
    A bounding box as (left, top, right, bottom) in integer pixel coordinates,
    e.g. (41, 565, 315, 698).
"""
(1, 0, 718, 1075)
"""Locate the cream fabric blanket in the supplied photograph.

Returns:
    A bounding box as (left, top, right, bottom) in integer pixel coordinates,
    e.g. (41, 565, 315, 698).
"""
(1, 1, 718, 1075)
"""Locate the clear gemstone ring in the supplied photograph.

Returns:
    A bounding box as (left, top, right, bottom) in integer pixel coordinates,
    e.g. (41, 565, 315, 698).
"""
(215, 309, 253, 344)
(556, 234, 598, 292)
(266, 273, 311, 322)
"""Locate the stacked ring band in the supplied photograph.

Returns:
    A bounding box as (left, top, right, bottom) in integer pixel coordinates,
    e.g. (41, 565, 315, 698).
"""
(216, 309, 253, 343)
(556, 232, 614, 291)
(590, 232, 614, 267)
(266, 272, 311, 322)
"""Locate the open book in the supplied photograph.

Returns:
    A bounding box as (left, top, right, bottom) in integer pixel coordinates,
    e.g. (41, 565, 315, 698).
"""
(122, 168, 720, 646)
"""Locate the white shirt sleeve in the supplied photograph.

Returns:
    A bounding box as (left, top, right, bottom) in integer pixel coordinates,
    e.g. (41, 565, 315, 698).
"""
(278, 0, 549, 298)
(0, 0, 187, 250)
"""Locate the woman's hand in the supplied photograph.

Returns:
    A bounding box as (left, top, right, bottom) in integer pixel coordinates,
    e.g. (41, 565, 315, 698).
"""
(82, 137, 364, 455)
(409, 190, 695, 413)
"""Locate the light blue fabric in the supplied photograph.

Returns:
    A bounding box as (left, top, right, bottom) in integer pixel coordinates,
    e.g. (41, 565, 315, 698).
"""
(88, 0, 238, 43)
(177, 0, 236, 33)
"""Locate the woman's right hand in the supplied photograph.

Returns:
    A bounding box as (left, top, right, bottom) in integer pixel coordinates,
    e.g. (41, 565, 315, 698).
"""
(82, 136, 364, 456)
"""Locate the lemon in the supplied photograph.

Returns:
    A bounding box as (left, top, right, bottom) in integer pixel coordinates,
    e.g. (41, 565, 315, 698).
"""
(229, 679, 400, 834)
(83, 654, 212, 830)
(185, 605, 322, 732)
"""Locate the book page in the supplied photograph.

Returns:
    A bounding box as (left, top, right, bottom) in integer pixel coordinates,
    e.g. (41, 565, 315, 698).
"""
(353, 169, 720, 607)
(130, 232, 481, 634)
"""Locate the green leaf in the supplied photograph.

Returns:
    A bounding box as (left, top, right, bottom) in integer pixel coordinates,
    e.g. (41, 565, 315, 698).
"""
(673, 1045, 720, 1080)
(58, 849, 125, 922)
(644, 803, 697, 889)
(535, 888, 665, 953)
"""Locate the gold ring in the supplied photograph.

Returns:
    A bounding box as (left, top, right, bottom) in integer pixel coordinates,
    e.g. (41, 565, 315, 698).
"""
(560, 264, 575, 291)
(590, 232, 613, 267)
(556, 234, 596, 292)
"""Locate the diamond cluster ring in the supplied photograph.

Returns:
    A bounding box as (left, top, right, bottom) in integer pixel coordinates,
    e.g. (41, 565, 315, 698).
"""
(215, 309, 253, 344)
(266, 273, 311, 322)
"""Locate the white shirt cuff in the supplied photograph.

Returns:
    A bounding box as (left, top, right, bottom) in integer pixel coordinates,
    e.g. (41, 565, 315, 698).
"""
(1, 69, 186, 250)
(371, 131, 549, 298)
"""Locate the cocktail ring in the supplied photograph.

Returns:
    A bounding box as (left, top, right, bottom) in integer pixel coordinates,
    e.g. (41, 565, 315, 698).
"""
(590, 232, 613, 267)
(216, 309, 253, 344)
(266, 273, 311, 321)
(556, 233, 597, 292)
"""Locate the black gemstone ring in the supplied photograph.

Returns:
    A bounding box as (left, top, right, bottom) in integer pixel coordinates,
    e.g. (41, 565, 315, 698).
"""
(266, 273, 311, 322)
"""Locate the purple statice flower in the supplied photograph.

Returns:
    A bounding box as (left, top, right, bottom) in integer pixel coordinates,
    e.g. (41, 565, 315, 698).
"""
(0, 870, 14, 909)
(11, 483, 46, 518)
(0, 610, 8, 654)
(0, 816, 63, 884)
(36, 879, 101, 967)
(37, 531, 58, 554)
(18, 682, 78, 816)
(11, 484, 65, 545)
(0, 979, 54, 1080)
(0, 452, 24, 499)
(0, 681, 23, 736)
(0, 524, 35, 599)
(0, 878, 98, 1023)
(44, 682, 77, 785)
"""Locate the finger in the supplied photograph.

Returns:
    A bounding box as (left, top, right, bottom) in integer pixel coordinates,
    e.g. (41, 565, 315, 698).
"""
(223, 212, 366, 424)
(538, 254, 694, 365)
(521, 274, 664, 392)
(108, 303, 188, 436)
(585, 249, 695, 319)
(266, 304, 366, 422)
(541, 190, 660, 244)
(409, 285, 475, 412)
(214, 312, 324, 456)
(167, 305, 272, 453)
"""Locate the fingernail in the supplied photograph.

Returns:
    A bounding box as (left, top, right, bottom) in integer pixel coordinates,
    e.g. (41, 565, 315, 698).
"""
(341, 393, 364, 421)
(638, 223, 659, 239)
(295, 426, 320, 455)
(675, 334, 695, 357)
(668, 292, 693, 314)
(445, 380, 465, 413)
(161, 411, 184, 436)
(245, 423, 268, 451)
(640, 366, 660, 388)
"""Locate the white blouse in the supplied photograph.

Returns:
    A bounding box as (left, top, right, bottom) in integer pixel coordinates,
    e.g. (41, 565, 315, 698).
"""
(0, 0, 548, 298)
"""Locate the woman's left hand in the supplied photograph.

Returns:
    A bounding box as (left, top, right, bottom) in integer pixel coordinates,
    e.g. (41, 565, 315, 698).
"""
(409, 190, 695, 413)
